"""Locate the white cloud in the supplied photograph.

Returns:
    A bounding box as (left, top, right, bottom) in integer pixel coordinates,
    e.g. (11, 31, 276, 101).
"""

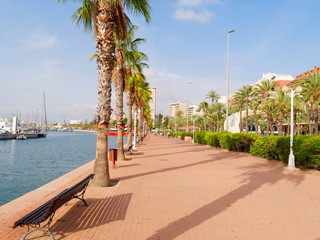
(174, 9, 214, 23)
(22, 32, 56, 51)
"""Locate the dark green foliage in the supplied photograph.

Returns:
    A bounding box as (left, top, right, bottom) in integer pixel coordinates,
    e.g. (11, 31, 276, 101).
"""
(274, 136, 290, 163)
(293, 135, 320, 169)
(250, 136, 279, 159)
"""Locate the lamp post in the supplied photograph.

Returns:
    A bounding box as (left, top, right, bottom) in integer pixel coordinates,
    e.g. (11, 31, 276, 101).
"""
(192, 119, 195, 143)
(282, 85, 303, 170)
(226, 30, 235, 132)
(175, 113, 177, 139)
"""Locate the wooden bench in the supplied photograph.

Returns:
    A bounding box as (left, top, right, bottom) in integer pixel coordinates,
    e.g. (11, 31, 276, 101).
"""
(124, 145, 133, 155)
(13, 173, 94, 240)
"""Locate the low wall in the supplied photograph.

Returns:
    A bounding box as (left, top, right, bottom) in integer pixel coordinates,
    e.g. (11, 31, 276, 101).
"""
(0, 160, 94, 222)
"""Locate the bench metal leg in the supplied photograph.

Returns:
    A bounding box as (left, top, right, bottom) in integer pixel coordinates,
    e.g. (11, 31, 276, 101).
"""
(20, 225, 55, 240)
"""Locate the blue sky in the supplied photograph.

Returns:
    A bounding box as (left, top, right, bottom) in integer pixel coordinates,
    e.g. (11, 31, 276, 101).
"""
(0, 0, 319, 123)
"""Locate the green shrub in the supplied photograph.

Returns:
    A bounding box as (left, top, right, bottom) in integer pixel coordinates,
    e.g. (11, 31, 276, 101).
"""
(250, 136, 279, 159)
(293, 135, 320, 169)
(274, 136, 290, 163)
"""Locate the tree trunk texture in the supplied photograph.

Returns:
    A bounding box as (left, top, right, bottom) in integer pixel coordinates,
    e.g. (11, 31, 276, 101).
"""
(90, 5, 115, 187)
(266, 106, 270, 136)
(279, 109, 283, 136)
(307, 104, 311, 135)
(254, 111, 258, 134)
(139, 108, 143, 142)
(239, 106, 243, 133)
(126, 90, 133, 147)
(315, 104, 319, 135)
(114, 58, 125, 160)
(245, 102, 249, 133)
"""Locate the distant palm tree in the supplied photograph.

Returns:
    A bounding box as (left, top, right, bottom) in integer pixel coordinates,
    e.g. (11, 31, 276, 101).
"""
(238, 85, 253, 133)
(199, 101, 208, 130)
(302, 71, 320, 135)
(58, 0, 151, 187)
(206, 90, 220, 106)
(270, 87, 289, 136)
(249, 90, 260, 133)
(256, 79, 276, 136)
(232, 92, 245, 132)
(214, 102, 224, 132)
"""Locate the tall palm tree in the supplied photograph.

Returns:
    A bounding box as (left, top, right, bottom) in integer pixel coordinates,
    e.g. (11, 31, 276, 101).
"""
(58, 0, 151, 187)
(199, 101, 208, 130)
(206, 90, 220, 106)
(256, 79, 276, 136)
(303, 71, 320, 135)
(124, 27, 147, 148)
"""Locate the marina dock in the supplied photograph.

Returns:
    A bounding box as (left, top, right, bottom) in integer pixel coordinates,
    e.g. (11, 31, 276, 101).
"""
(1, 135, 320, 239)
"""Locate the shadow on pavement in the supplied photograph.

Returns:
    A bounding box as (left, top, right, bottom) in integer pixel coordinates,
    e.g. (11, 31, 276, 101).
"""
(146, 165, 304, 240)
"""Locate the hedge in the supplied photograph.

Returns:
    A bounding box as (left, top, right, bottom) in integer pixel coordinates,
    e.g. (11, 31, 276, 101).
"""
(177, 131, 320, 170)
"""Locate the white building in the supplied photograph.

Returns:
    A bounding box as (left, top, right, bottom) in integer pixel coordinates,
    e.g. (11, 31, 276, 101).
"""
(255, 72, 294, 86)
(148, 87, 156, 126)
(69, 120, 82, 125)
(169, 101, 187, 117)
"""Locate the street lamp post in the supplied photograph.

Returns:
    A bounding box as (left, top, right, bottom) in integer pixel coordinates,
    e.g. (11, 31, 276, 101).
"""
(226, 30, 235, 132)
(282, 85, 303, 170)
(133, 109, 138, 150)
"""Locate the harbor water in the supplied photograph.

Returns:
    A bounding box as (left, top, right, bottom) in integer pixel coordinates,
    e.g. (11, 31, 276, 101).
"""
(0, 131, 125, 206)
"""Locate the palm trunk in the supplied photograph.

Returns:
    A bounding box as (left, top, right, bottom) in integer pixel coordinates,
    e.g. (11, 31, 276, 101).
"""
(115, 61, 125, 161)
(245, 102, 249, 133)
(91, 5, 115, 187)
(315, 101, 319, 135)
(307, 104, 311, 135)
(279, 109, 283, 136)
(139, 107, 143, 142)
(266, 105, 270, 136)
(126, 90, 133, 147)
(217, 112, 220, 132)
(254, 110, 258, 133)
(239, 106, 243, 132)
(311, 102, 314, 134)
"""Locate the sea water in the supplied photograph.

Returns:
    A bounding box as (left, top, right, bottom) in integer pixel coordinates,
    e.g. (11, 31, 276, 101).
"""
(0, 131, 125, 206)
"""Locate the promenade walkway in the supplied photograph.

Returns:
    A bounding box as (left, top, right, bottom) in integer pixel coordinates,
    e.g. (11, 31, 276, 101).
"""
(2, 135, 320, 239)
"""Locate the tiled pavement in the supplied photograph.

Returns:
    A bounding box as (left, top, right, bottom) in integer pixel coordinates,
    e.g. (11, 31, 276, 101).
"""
(2, 135, 320, 239)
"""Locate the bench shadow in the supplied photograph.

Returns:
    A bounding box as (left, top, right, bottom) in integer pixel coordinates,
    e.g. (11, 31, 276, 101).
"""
(145, 164, 304, 240)
(50, 193, 132, 239)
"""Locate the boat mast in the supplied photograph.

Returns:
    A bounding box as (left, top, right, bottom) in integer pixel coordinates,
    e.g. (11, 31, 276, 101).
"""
(43, 91, 47, 129)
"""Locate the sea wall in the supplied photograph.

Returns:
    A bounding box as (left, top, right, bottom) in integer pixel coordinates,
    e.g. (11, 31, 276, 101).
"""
(0, 159, 94, 222)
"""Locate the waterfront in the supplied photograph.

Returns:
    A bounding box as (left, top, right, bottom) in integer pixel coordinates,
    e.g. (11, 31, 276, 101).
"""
(0, 131, 125, 206)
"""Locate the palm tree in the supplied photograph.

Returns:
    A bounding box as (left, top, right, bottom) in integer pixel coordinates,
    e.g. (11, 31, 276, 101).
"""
(238, 85, 253, 133)
(214, 102, 224, 132)
(232, 92, 245, 132)
(249, 90, 260, 133)
(124, 27, 147, 148)
(256, 79, 276, 136)
(58, 0, 151, 187)
(206, 90, 220, 106)
(302, 71, 320, 135)
(199, 101, 208, 130)
(270, 87, 289, 136)
(301, 91, 312, 135)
